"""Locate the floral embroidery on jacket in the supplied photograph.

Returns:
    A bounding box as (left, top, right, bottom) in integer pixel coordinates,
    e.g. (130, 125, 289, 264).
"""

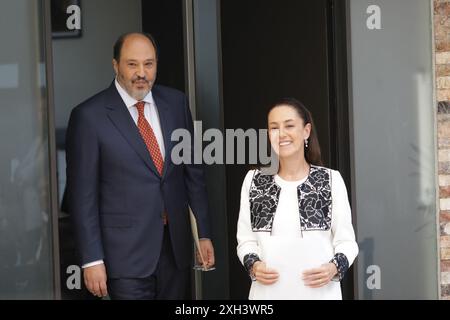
(298, 166, 332, 231)
(331, 253, 349, 281)
(249, 172, 281, 231)
(249, 166, 331, 232)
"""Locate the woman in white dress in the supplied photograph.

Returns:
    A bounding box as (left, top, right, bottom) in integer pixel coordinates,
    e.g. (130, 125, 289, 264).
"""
(236, 98, 358, 300)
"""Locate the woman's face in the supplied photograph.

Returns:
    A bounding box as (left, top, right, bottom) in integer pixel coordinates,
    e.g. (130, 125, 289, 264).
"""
(268, 105, 311, 159)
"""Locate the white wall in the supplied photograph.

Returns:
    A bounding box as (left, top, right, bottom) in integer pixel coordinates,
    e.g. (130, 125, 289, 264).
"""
(52, 0, 142, 128)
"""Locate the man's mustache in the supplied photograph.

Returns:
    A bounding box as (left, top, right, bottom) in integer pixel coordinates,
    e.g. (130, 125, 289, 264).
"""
(132, 76, 149, 83)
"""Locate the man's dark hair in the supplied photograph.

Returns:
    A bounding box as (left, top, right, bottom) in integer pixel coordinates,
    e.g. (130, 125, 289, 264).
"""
(113, 32, 159, 62)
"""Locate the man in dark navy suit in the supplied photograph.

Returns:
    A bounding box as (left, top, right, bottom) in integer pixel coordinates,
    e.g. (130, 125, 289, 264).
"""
(66, 32, 214, 299)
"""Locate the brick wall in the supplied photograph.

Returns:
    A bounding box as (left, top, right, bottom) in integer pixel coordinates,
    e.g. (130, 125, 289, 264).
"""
(438, 102, 450, 299)
(436, 0, 450, 101)
(435, 0, 450, 300)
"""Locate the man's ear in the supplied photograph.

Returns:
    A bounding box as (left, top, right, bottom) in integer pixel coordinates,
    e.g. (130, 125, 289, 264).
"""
(112, 59, 118, 75)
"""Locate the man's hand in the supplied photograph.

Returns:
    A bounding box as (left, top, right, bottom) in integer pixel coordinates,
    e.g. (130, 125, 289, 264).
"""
(84, 263, 108, 297)
(252, 261, 279, 285)
(302, 262, 337, 288)
(197, 239, 215, 270)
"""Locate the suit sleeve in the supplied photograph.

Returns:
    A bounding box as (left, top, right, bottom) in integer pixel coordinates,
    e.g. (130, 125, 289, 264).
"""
(66, 107, 104, 265)
(182, 97, 211, 239)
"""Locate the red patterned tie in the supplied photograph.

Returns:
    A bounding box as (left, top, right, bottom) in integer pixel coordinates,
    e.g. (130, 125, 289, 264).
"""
(135, 101, 164, 176)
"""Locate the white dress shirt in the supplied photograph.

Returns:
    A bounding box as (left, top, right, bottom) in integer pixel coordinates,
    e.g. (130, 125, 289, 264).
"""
(82, 80, 166, 269)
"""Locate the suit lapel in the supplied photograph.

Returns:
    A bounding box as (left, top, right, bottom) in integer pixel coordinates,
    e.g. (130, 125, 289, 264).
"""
(104, 83, 161, 177)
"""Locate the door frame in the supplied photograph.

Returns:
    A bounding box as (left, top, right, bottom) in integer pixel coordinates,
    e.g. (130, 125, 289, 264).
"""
(327, 0, 356, 299)
(43, 0, 61, 300)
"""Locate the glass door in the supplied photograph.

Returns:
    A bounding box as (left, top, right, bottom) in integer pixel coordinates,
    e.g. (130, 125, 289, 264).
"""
(0, 0, 57, 299)
(347, 0, 438, 299)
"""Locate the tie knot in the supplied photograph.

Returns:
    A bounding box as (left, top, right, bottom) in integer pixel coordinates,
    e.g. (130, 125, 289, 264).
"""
(135, 101, 145, 115)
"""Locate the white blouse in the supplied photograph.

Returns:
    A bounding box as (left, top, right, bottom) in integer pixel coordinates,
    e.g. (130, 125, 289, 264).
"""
(271, 175, 307, 237)
(236, 168, 359, 300)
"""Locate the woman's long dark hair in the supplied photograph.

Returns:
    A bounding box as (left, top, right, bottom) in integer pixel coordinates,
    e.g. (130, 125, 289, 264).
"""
(267, 98, 322, 166)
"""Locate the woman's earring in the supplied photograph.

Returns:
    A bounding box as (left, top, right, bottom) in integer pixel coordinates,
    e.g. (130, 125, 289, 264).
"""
(305, 139, 309, 148)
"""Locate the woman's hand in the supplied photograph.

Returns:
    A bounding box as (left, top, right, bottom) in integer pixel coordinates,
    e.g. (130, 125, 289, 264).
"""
(252, 261, 279, 285)
(302, 262, 337, 288)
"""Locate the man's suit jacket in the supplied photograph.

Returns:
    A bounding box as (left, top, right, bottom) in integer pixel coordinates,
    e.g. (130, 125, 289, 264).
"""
(66, 82, 210, 278)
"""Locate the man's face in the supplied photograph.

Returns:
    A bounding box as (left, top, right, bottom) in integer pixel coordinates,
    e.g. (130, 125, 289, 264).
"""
(113, 35, 157, 100)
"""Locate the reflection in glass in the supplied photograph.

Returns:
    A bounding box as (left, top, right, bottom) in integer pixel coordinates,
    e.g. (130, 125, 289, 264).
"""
(0, 0, 54, 299)
(348, 0, 438, 299)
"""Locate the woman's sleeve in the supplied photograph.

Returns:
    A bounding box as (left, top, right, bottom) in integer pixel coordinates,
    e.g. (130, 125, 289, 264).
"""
(330, 170, 359, 281)
(236, 170, 261, 279)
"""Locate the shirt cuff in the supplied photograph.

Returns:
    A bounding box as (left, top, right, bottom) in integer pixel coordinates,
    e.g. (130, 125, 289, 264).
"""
(243, 253, 261, 281)
(330, 253, 349, 281)
(82, 260, 104, 268)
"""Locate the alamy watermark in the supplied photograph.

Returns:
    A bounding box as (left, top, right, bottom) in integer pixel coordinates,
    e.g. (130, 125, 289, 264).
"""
(65, 4, 81, 30)
(366, 265, 381, 290)
(66, 263, 382, 291)
(171, 121, 279, 174)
